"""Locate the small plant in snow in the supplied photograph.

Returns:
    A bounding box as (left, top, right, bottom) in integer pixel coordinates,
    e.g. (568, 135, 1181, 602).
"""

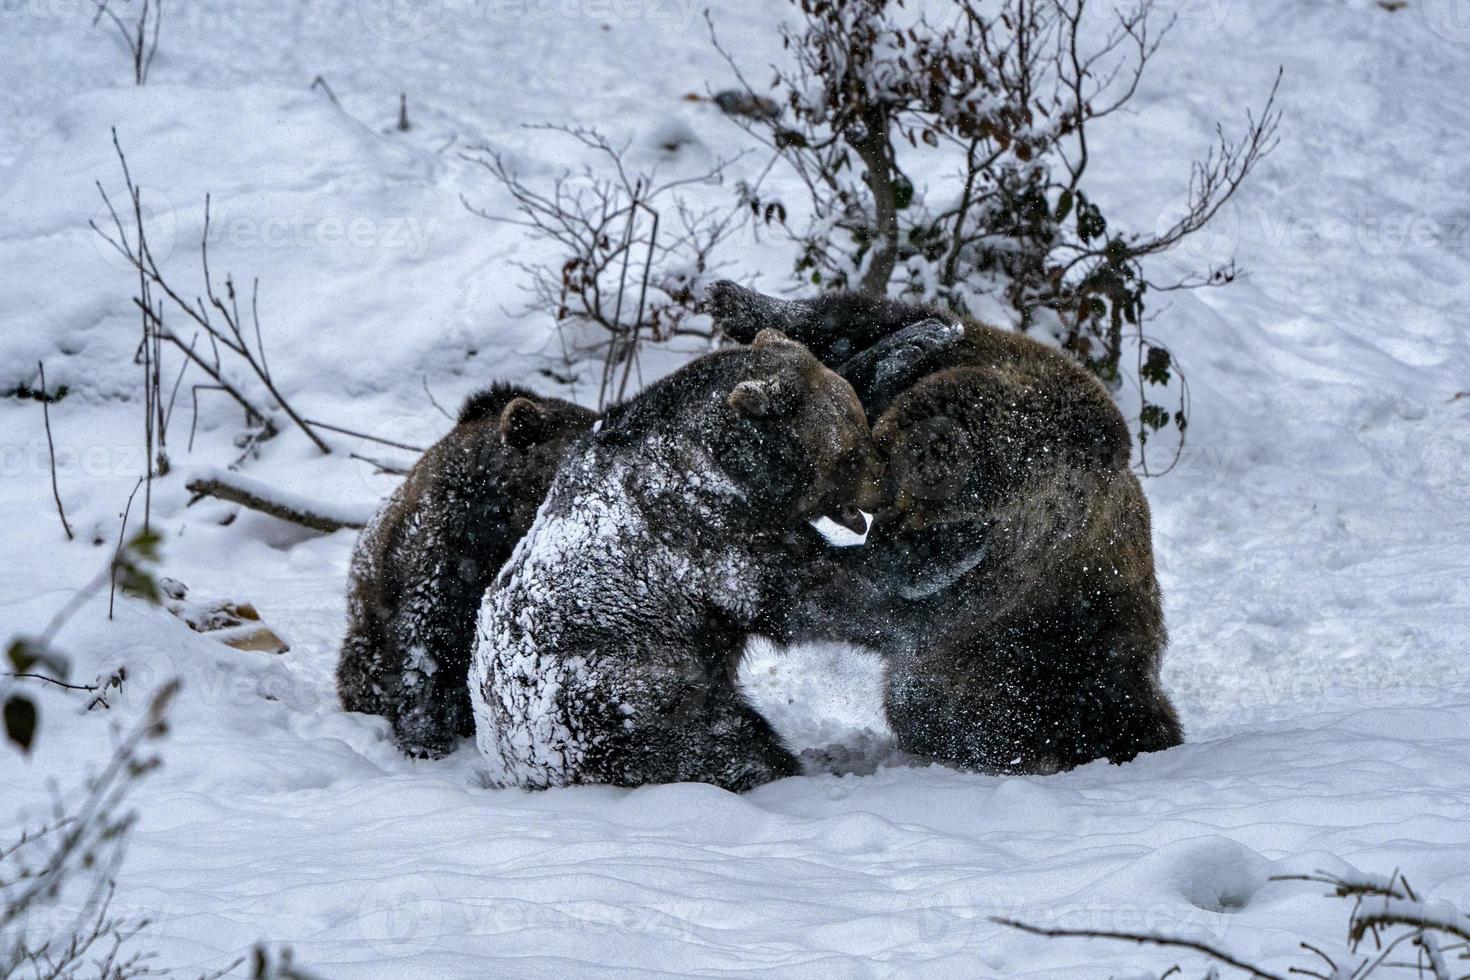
(91, 0, 165, 86)
(1, 683, 177, 980)
(998, 868, 1470, 978)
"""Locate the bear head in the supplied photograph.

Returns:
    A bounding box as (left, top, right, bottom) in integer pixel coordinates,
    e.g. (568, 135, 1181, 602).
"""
(716, 329, 888, 534)
(868, 368, 988, 533)
(456, 383, 597, 530)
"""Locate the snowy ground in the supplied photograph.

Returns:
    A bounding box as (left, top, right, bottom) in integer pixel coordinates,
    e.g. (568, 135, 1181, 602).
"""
(3, 0, 1469, 976)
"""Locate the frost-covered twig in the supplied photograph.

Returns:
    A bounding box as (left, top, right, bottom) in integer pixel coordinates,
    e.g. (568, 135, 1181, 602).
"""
(185, 468, 371, 533)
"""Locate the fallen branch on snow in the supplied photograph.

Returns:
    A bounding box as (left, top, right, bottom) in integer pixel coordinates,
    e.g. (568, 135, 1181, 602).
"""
(998, 868, 1470, 979)
(185, 467, 372, 533)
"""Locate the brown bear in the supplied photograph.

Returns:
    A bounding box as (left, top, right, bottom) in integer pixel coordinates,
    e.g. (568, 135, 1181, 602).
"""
(337, 384, 596, 758)
(468, 330, 887, 791)
(707, 282, 1182, 775)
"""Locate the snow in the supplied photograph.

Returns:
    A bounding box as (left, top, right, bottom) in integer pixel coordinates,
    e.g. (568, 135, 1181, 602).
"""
(2, 0, 1470, 976)
(809, 512, 872, 547)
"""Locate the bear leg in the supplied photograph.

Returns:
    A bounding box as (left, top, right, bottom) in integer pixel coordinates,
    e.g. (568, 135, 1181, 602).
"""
(583, 676, 801, 792)
(337, 596, 389, 717)
(884, 641, 1182, 774)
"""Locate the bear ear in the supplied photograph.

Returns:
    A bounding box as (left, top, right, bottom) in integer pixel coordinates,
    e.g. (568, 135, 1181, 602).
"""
(727, 379, 775, 418)
(499, 396, 547, 449)
(751, 328, 803, 353)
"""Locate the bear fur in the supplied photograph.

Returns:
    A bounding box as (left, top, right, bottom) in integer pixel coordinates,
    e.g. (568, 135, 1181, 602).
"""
(337, 383, 596, 758)
(707, 282, 1182, 774)
(468, 331, 886, 791)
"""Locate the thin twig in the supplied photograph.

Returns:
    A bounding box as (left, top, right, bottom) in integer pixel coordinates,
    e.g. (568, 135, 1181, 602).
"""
(349, 452, 411, 476)
(993, 918, 1291, 980)
(108, 478, 145, 620)
(93, 132, 332, 454)
(303, 418, 423, 453)
(37, 362, 74, 541)
(3, 672, 100, 693)
(421, 376, 453, 420)
(310, 74, 342, 107)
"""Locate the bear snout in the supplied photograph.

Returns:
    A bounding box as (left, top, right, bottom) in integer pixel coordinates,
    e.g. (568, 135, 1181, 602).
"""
(818, 443, 890, 526)
(830, 504, 871, 535)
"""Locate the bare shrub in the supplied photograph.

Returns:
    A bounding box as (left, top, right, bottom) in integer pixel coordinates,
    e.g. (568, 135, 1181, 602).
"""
(463, 126, 743, 408)
(2, 682, 316, 979)
(1, 683, 177, 980)
(92, 131, 332, 459)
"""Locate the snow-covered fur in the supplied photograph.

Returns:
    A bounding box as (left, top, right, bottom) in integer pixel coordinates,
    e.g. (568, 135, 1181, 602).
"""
(708, 283, 1182, 774)
(337, 384, 595, 758)
(469, 331, 886, 791)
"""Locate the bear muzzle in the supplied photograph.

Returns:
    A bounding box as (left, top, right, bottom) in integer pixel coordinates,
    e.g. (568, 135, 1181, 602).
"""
(829, 503, 872, 536)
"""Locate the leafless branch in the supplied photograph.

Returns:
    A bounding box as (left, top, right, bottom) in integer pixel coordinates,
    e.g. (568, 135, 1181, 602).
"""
(302, 418, 423, 453)
(463, 125, 742, 408)
(994, 917, 1290, 980)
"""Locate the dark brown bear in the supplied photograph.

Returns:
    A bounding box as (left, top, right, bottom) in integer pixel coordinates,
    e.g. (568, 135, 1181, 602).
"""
(337, 384, 595, 758)
(469, 330, 887, 791)
(707, 283, 1182, 775)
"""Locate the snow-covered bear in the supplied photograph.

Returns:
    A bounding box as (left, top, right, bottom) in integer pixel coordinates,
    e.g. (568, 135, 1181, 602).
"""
(338, 384, 595, 758)
(707, 283, 1182, 775)
(469, 330, 886, 791)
